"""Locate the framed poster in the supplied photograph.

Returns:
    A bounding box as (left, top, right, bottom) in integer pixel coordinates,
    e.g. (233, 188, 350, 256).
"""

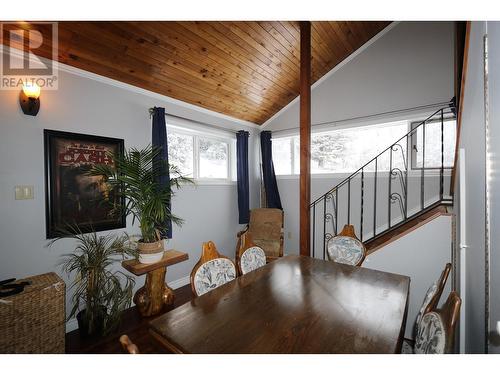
(44, 130, 126, 238)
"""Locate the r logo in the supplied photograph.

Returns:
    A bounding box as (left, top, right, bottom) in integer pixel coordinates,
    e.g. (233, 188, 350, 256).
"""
(1, 22, 58, 90)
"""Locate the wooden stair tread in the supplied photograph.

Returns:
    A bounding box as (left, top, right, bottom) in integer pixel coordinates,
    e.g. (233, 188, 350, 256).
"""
(365, 204, 450, 255)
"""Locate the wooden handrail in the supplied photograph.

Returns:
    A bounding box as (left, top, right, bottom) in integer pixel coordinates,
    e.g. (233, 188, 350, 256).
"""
(450, 21, 471, 195)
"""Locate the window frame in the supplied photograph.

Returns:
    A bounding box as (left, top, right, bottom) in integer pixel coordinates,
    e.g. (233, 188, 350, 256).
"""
(409, 116, 457, 171)
(167, 124, 235, 184)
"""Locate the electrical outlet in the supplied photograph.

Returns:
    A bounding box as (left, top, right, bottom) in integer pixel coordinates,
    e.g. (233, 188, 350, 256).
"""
(497, 321, 500, 336)
(287, 232, 292, 239)
(15, 185, 34, 200)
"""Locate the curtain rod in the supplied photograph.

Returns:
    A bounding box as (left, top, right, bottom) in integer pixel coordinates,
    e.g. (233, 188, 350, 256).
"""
(148, 108, 241, 135)
(271, 101, 455, 134)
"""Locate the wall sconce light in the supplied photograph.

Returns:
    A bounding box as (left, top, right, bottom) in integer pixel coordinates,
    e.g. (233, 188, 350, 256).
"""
(20, 83, 41, 116)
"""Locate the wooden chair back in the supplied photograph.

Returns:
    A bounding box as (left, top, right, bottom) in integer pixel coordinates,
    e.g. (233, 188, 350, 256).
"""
(190, 241, 236, 297)
(414, 291, 461, 354)
(415, 263, 452, 330)
(236, 232, 267, 275)
(326, 224, 366, 266)
(119, 335, 139, 354)
(237, 208, 284, 263)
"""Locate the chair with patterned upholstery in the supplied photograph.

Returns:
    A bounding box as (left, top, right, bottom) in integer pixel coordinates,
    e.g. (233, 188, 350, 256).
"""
(236, 232, 267, 275)
(236, 208, 284, 263)
(414, 291, 461, 354)
(190, 241, 236, 297)
(326, 224, 366, 266)
(401, 263, 452, 354)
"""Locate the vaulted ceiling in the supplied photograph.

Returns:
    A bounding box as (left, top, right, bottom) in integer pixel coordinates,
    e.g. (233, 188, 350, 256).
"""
(3, 21, 390, 124)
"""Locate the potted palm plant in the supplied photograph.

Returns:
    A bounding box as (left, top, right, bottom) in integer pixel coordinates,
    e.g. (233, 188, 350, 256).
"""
(90, 146, 193, 264)
(51, 228, 137, 337)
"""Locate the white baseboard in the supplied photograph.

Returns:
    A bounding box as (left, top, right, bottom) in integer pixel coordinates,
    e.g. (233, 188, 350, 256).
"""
(65, 274, 191, 333)
(168, 275, 191, 290)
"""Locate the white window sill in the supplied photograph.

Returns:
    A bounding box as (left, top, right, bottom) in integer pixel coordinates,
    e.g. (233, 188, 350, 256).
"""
(276, 169, 452, 180)
(192, 179, 237, 186)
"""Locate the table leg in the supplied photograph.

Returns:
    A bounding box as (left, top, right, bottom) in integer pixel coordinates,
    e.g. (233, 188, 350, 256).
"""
(133, 267, 174, 317)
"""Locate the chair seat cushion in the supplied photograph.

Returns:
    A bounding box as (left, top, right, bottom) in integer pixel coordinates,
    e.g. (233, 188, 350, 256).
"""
(414, 312, 446, 354)
(327, 236, 364, 265)
(193, 258, 236, 296)
(240, 246, 266, 274)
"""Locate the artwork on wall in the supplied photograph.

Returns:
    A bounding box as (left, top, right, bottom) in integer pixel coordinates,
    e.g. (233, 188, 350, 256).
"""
(44, 130, 126, 238)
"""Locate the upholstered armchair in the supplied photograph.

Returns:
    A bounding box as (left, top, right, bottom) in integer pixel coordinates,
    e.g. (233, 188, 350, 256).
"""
(236, 208, 284, 265)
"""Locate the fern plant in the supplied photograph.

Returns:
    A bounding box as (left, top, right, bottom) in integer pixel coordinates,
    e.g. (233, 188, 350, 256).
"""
(51, 227, 138, 336)
(89, 146, 193, 243)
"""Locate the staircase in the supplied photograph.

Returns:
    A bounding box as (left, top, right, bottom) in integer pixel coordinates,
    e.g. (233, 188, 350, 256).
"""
(309, 106, 456, 259)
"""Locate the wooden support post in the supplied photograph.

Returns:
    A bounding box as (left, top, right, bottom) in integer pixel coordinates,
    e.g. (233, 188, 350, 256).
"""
(299, 21, 311, 256)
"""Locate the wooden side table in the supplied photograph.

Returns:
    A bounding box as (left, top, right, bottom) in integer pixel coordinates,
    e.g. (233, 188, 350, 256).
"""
(122, 250, 188, 317)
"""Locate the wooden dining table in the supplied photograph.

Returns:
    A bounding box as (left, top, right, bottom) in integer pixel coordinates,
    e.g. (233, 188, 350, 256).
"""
(149, 255, 410, 354)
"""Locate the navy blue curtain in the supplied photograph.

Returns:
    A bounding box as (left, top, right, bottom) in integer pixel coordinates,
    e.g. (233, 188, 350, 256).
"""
(236, 130, 250, 224)
(260, 131, 282, 210)
(151, 107, 172, 239)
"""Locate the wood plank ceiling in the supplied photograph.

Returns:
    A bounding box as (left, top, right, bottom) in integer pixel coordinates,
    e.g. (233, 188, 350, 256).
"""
(3, 21, 390, 124)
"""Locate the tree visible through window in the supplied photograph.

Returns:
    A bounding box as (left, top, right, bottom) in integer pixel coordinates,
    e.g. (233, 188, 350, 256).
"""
(199, 138, 228, 179)
(272, 120, 409, 174)
(167, 132, 194, 177)
(167, 129, 231, 180)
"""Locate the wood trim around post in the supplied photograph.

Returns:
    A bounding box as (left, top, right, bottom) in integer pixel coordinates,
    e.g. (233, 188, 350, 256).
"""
(450, 21, 471, 195)
(299, 21, 311, 256)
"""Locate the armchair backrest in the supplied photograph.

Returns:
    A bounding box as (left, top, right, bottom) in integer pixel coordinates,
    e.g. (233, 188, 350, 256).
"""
(246, 208, 284, 261)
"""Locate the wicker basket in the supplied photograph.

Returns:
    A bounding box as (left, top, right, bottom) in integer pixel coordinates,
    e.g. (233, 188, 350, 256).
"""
(0, 272, 66, 353)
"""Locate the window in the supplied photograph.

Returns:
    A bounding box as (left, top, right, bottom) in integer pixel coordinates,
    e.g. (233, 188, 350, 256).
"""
(167, 132, 194, 177)
(198, 138, 228, 179)
(411, 118, 457, 169)
(272, 120, 409, 175)
(167, 127, 233, 181)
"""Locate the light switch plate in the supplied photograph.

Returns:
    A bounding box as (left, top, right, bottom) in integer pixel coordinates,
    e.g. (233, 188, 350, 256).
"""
(15, 185, 34, 200)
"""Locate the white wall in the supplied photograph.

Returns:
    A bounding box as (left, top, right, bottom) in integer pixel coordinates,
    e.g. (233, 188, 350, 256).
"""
(364, 215, 453, 339)
(0, 50, 260, 330)
(281, 173, 450, 255)
(453, 21, 487, 353)
(263, 22, 455, 132)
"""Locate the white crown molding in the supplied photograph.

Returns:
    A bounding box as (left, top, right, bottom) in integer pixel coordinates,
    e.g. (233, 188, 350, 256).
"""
(260, 21, 401, 130)
(1, 45, 260, 130)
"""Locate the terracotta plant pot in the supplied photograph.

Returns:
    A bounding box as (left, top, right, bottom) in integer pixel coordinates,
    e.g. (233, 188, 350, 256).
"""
(137, 240, 164, 264)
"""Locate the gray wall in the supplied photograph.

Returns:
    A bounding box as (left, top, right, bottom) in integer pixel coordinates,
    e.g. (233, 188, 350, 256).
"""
(486, 21, 500, 354)
(0, 53, 260, 329)
(453, 21, 487, 353)
(365, 215, 452, 339)
(263, 21, 455, 132)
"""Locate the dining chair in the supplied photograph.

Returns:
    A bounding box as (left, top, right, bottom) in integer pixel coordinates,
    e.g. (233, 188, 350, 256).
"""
(401, 262, 452, 353)
(190, 241, 236, 297)
(236, 232, 267, 275)
(326, 224, 366, 266)
(119, 335, 139, 354)
(414, 291, 462, 354)
(236, 208, 284, 263)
